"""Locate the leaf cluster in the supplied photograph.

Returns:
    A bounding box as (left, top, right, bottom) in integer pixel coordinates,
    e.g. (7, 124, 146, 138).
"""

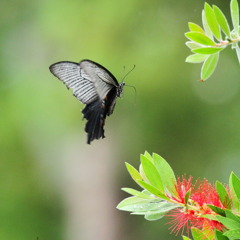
(185, 0, 240, 81)
(117, 151, 178, 221)
(117, 152, 240, 240)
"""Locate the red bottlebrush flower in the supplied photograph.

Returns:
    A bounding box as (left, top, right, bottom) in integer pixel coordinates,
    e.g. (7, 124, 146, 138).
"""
(167, 175, 225, 236)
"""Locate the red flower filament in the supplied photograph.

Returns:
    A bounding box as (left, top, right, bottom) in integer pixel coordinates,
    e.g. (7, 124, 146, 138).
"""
(167, 176, 225, 236)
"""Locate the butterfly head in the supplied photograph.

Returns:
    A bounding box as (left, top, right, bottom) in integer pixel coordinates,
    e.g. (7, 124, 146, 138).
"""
(117, 82, 125, 97)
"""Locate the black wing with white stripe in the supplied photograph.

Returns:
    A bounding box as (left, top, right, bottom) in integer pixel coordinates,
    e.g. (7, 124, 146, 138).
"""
(49, 60, 118, 104)
(49, 59, 124, 144)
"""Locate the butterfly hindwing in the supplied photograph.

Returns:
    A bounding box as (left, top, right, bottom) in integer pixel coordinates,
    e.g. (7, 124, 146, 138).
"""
(82, 99, 106, 144)
(82, 87, 118, 143)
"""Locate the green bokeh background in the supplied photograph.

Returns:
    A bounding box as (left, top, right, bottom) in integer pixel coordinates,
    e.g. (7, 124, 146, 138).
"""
(1, 0, 240, 239)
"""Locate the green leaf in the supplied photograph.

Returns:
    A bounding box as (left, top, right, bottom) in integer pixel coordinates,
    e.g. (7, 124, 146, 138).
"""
(117, 196, 150, 210)
(231, 0, 239, 35)
(140, 155, 164, 191)
(225, 209, 240, 223)
(125, 162, 143, 183)
(117, 197, 163, 212)
(229, 172, 240, 211)
(185, 53, 208, 63)
(215, 230, 229, 240)
(139, 163, 148, 182)
(230, 172, 240, 200)
(188, 22, 205, 33)
(216, 215, 240, 229)
(118, 198, 173, 213)
(224, 229, 240, 238)
(203, 214, 218, 221)
(216, 181, 231, 208)
(204, 3, 221, 41)
(185, 32, 215, 46)
(213, 5, 231, 38)
(192, 47, 224, 54)
(191, 228, 208, 240)
(207, 204, 226, 216)
(121, 188, 155, 199)
(182, 236, 192, 240)
(137, 180, 169, 200)
(143, 151, 152, 161)
(144, 212, 165, 221)
(235, 44, 240, 64)
(201, 53, 219, 81)
(131, 201, 177, 214)
(152, 153, 177, 196)
(202, 10, 214, 39)
(185, 41, 203, 50)
(184, 189, 191, 204)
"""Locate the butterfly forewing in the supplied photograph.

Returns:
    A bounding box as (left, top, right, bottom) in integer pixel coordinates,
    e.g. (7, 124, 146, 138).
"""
(49, 61, 99, 104)
(80, 60, 119, 99)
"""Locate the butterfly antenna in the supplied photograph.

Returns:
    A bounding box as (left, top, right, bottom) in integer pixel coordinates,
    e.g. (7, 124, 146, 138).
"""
(121, 65, 136, 82)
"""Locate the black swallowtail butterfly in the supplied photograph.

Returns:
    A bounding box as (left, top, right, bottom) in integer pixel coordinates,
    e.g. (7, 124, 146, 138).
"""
(49, 59, 125, 144)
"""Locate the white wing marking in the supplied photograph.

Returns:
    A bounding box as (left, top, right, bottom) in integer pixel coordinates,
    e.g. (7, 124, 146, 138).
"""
(80, 60, 117, 100)
(50, 62, 99, 104)
(50, 60, 118, 104)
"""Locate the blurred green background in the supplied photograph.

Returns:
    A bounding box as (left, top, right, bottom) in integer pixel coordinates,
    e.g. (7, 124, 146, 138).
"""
(1, 0, 240, 239)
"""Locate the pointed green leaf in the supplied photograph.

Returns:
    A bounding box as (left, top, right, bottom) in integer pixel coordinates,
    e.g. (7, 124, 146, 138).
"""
(230, 172, 240, 199)
(143, 151, 152, 161)
(132, 201, 177, 215)
(213, 5, 231, 38)
(216, 181, 231, 208)
(136, 180, 169, 200)
(235, 44, 240, 64)
(229, 172, 240, 210)
(144, 212, 165, 221)
(118, 198, 168, 212)
(191, 227, 208, 240)
(207, 204, 226, 216)
(125, 162, 143, 183)
(224, 229, 240, 238)
(142, 189, 153, 196)
(202, 10, 214, 39)
(139, 163, 149, 182)
(215, 230, 229, 240)
(121, 188, 155, 199)
(216, 215, 240, 229)
(204, 3, 221, 41)
(231, 0, 239, 35)
(201, 53, 219, 81)
(188, 22, 205, 33)
(185, 32, 215, 46)
(182, 237, 192, 240)
(184, 189, 191, 204)
(185, 41, 203, 50)
(140, 155, 164, 191)
(225, 209, 240, 223)
(152, 153, 177, 196)
(192, 47, 224, 54)
(131, 201, 177, 218)
(117, 196, 150, 210)
(203, 214, 218, 221)
(186, 53, 208, 63)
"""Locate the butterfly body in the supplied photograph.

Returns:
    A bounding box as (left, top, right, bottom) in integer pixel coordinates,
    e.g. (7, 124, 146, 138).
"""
(49, 59, 124, 144)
